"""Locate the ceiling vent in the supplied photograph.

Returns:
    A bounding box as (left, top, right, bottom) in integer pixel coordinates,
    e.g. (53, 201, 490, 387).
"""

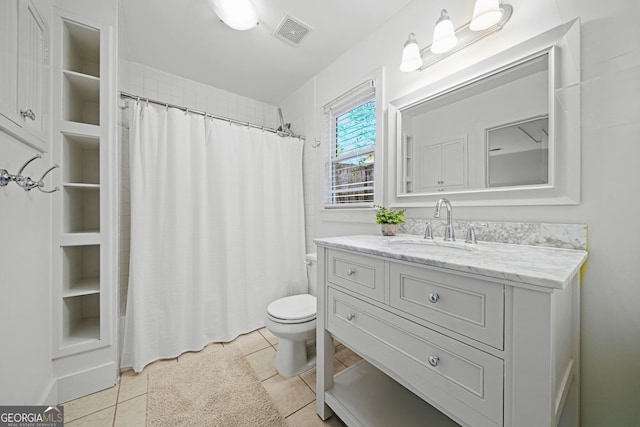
(272, 15, 312, 47)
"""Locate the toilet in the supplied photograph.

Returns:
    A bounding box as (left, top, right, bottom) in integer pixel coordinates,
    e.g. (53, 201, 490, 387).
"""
(265, 253, 317, 377)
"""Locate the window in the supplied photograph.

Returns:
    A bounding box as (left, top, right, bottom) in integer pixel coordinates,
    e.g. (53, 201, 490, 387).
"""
(324, 80, 377, 207)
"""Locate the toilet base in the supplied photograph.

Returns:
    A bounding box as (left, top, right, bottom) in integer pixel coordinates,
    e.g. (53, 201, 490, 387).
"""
(275, 337, 316, 377)
(265, 316, 316, 377)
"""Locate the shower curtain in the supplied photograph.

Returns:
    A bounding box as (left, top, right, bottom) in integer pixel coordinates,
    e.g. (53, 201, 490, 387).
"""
(121, 101, 307, 372)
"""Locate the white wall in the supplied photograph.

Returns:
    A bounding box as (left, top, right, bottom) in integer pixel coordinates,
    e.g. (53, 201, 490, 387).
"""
(280, 0, 640, 425)
(0, 134, 55, 405)
(0, 0, 56, 405)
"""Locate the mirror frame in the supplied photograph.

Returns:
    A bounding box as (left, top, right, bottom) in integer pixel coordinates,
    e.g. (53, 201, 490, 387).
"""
(389, 19, 580, 207)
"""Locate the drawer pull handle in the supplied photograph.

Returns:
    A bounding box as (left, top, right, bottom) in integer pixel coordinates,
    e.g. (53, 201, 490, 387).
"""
(347, 313, 355, 321)
(347, 268, 356, 276)
(428, 292, 439, 303)
(428, 355, 440, 367)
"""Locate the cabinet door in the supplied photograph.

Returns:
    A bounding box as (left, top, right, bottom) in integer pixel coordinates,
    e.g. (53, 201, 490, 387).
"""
(441, 138, 465, 189)
(419, 144, 442, 191)
(0, 0, 20, 124)
(18, 0, 47, 138)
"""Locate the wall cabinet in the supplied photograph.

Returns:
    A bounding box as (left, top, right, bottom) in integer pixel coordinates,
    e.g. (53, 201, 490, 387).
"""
(51, 8, 117, 403)
(417, 137, 466, 192)
(316, 244, 583, 427)
(0, 0, 49, 150)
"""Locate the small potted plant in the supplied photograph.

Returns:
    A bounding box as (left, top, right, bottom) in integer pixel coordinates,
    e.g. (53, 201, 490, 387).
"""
(374, 205, 406, 236)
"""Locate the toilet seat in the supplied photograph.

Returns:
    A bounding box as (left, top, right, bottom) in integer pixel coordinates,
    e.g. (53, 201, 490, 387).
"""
(267, 294, 317, 324)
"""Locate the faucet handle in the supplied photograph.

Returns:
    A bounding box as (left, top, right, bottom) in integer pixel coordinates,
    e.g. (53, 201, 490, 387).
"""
(465, 223, 488, 244)
(424, 222, 433, 240)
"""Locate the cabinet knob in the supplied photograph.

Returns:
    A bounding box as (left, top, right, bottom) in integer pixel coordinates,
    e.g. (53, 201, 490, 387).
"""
(347, 268, 356, 276)
(347, 313, 355, 321)
(428, 355, 440, 367)
(20, 109, 36, 120)
(428, 292, 439, 303)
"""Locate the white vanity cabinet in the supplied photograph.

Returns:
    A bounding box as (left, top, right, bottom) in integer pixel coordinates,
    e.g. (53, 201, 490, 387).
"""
(0, 0, 49, 149)
(316, 237, 586, 427)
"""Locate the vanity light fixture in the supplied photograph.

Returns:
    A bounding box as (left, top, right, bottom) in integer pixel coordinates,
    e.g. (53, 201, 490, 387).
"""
(400, 33, 423, 72)
(470, 0, 503, 31)
(211, 0, 259, 31)
(431, 10, 457, 54)
(400, 2, 513, 72)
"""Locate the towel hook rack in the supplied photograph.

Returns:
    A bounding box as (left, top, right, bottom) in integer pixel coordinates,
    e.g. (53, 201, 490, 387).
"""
(0, 154, 59, 194)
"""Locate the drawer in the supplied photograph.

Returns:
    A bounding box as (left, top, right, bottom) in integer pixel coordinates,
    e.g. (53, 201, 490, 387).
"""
(327, 287, 503, 427)
(390, 262, 504, 349)
(326, 249, 385, 302)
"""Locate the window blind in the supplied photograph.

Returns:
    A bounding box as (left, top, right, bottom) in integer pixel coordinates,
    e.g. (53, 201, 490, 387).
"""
(323, 80, 376, 208)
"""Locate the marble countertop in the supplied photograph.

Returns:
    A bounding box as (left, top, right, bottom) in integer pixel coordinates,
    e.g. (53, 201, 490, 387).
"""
(314, 234, 588, 290)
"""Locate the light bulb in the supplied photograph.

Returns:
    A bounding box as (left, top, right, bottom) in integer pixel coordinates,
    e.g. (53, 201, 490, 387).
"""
(431, 10, 457, 54)
(400, 33, 423, 72)
(211, 0, 259, 31)
(470, 0, 502, 31)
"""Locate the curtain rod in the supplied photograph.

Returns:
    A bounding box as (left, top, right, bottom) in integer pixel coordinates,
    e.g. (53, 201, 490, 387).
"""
(119, 91, 305, 140)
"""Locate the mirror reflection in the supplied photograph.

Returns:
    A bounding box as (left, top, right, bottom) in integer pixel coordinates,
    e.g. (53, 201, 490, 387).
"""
(399, 54, 549, 194)
(487, 116, 548, 187)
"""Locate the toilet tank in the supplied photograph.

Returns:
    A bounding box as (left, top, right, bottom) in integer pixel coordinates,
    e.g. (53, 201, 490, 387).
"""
(305, 253, 317, 296)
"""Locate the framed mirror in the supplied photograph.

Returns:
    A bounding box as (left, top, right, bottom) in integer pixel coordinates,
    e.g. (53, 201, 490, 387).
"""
(390, 20, 581, 206)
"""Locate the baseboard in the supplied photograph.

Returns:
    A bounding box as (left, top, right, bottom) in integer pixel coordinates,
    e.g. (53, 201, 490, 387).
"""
(38, 378, 58, 405)
(56, 362, 118, 404)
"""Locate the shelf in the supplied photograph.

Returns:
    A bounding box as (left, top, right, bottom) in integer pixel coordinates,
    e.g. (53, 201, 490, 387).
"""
(62, 293, 100, 346)
(62, 245, 100, 293)
(325, 361, 460, 427)
(62, 133, 100, 184)
(62, 314, 100, 347)
(63, 277, 100, 297)
(62, 20, 100, 77)
(64, 182, 100, 189)
(60, 120, 100, 137)
(60, 233, 100, 246)
(63, 70, 100, 125)
(63, 185, 100, 233)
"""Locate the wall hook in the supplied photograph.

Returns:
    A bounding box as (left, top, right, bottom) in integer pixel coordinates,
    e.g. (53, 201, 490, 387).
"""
(35, 164, 60, 193)
(0, 154, 59, 194)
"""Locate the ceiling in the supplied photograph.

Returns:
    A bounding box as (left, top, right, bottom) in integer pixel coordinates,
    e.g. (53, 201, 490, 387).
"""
(119, 0, 413, 105)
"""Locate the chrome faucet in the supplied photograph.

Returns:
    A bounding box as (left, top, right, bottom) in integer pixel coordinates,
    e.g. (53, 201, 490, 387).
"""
(434, 198, 455, 241)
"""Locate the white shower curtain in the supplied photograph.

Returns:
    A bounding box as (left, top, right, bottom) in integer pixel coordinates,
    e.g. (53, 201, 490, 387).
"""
(121, 101, 307, 372)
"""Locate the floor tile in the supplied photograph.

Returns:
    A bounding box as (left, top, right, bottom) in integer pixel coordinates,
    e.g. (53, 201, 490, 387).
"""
(64, 385, 119, 422)
(65, 406, 115, 427)
(118, 370, 148, 403)
(225, 330, 271, 355)
(286, 401, 346, 427)
(299, 359, 346, 392)
(259, 327, 278, 345)
(114, 394, 146, 427)
(262, 374, 316, 417)
(246, 346, 277, 381)
(334, 345, 362, 367)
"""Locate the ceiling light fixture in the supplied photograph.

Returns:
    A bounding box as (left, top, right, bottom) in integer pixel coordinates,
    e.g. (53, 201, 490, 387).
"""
(400, 2, 513, 73)
(211, 0, 259, 31)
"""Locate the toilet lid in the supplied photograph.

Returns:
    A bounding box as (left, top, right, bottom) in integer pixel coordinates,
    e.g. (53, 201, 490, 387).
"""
(267, 294, 317, 322)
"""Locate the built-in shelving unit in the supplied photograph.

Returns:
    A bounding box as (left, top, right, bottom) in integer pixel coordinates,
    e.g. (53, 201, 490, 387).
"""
(402, 133, 414, 193)
(57, 18, 103, 349)
(51, 5, 117, 403)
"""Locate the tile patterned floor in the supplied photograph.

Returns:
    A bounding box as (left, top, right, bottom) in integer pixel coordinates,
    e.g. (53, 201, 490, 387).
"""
(63, 328, 354, 426)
